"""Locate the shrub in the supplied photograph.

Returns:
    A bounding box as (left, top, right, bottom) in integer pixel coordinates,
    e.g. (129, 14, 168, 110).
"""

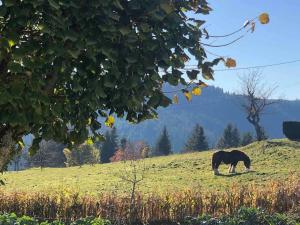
(1, 209, 298, 225)
(283, 121, 300, 141)
(183, 207, 298, 225)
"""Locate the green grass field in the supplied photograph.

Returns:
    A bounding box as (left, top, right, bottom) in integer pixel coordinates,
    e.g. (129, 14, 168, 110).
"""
(2, 139, 300, 195)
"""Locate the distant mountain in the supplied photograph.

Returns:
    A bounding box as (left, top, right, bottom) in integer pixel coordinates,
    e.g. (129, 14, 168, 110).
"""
(112, 86, 300, 152)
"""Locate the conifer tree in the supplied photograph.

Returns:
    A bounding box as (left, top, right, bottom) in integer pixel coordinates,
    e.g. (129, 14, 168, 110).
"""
(154, 126, 172, 156)
(100, 128, 119, 163)
(184, 124, 208, 152)
(217, 124, 241, 149)
(241, 132, 254, 146)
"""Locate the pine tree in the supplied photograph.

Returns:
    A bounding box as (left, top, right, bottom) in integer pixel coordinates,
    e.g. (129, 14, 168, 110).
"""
(217, 124, 241, 149)
(154, 126, 172, 156)
(100, 128, 118, 163)
(241, 132, 254, 146)
(120, 137, 127, 150)
(184, 124, 208, 152)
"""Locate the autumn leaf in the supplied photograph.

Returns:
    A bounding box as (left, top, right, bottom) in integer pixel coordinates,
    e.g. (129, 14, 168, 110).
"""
(183, 91, 192, 102)
(225, 58, 237, 68)
(173, 94, 179, 104)
(259, 13, 270, 24)
(8, 40, 15, 48)
(105, 115, 115, 128)
(198, 80, 208, 88)
(192, 86, 202, 96)
(86, 137, 94, 145)
(18, 141, 25, 149)
(88, 118, 92, 126)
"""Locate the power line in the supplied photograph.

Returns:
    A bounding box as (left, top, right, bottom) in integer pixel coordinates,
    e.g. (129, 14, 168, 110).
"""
(183, 59, 300, 72)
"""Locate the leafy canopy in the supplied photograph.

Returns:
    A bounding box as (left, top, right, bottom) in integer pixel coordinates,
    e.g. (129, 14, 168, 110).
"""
(0, 0, 220, 155)
(0, 0, 270, 166)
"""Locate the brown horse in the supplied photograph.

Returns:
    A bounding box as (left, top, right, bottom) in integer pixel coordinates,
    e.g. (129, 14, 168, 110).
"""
(212, 150, 251, 175)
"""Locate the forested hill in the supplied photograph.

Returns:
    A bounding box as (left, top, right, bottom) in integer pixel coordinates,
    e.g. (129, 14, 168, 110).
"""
(112, 86, 300, 152)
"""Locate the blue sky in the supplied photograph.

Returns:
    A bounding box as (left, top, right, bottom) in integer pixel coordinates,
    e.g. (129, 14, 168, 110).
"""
(192, 0, 300, 100)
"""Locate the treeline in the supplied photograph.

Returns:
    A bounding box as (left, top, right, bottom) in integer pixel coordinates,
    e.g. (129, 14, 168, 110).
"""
(9, 124, 256, 170)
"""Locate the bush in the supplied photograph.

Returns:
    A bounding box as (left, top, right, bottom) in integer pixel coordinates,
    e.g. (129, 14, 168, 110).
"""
(183, 207, 298, 225)
(283, 121, 300, 141)
(0, 214, 111, 225)
(1, 209, 298, 225)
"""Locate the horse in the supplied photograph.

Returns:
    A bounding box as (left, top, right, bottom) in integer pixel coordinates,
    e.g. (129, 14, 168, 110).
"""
(212, 150, 251, 175)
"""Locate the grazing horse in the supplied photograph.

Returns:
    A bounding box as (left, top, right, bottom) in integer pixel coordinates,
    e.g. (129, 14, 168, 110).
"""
(212, 150, 251, 175)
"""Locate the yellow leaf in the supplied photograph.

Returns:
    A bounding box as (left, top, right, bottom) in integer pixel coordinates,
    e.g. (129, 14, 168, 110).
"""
(173, 95, 179, 104)
(184, 91, 192, 102)
(8, 40, 15, 47)
(225, 58, 237, 68)
(88, 118, 92, 126)
(192, 86, 202, 96)
(105, 115, 115, 128)
(86, 137, 94, 145)
(259, 13, 270, 24)
(18, 141, 25, 149)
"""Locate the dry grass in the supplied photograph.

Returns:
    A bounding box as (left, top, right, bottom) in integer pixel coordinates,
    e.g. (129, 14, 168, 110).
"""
(0, 177, 299, 224)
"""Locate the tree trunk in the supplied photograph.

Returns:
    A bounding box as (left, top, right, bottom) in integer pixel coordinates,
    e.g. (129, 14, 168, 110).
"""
(0, 131, 15, 172)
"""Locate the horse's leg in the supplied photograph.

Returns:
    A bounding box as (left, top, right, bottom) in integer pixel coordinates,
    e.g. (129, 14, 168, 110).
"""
(228, 165, 232, 173)
(214, 162, 221, 175)
(231, 162, 238, 173)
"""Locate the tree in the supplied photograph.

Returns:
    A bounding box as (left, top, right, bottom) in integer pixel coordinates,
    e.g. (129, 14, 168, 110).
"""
(101, 128, 118, 163)
(120, 137, 127, 150)
(240, 71, 277, 141)
(241, 132, 254, 146)
(110, 141, 150, 162)
(217, 124, 241, 149)
(0, 0, 270, 171)
(154, 126, 172, 156)
(184, 124, 208, 152)
(63, 143, 99, 167)
(29, 140, 66, 168)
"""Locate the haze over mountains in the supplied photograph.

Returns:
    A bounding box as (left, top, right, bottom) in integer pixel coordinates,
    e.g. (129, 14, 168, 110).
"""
(22, 86, 300, 153)
(113, 86, 300, 152)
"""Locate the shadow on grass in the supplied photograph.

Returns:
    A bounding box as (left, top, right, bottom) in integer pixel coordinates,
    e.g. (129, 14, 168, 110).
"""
(216, 170, 256, 177)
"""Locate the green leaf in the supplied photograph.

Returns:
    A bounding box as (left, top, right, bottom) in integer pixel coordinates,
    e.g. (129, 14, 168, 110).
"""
(187, 70, 199, 80)
(4, 0, 16, 7)
(119, 27, 131, 36)
(160, 2, 174, 14)
(113, 0, 124, 10)
(48, 0, 60, 10)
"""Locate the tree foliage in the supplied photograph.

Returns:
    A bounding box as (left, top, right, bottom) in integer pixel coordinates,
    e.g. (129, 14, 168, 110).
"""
(184, 124, 208, 152)
(29, 140, 65, 168)
(154, 126, 172, 156)
(240, 132, 254, 147)
(110, 141, 150, 162)
(63, 143, 99, 167)
(217, 124, 241, 149)
(0, 0, 270, 170)
(100, 128, 118, 163)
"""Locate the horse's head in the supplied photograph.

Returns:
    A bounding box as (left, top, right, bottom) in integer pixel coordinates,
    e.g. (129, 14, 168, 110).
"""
(243, 156, 251, 171)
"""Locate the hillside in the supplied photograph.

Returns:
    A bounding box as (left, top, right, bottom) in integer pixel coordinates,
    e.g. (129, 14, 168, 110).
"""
(108, 86, 300, 152)
(2, 139, 300, 195)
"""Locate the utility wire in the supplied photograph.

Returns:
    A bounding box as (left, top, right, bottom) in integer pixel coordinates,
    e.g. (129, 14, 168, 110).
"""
(183, 59, 300, 72)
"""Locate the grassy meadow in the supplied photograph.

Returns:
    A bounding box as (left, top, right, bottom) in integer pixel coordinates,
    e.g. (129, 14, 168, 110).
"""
(2, 139, 300, 195)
